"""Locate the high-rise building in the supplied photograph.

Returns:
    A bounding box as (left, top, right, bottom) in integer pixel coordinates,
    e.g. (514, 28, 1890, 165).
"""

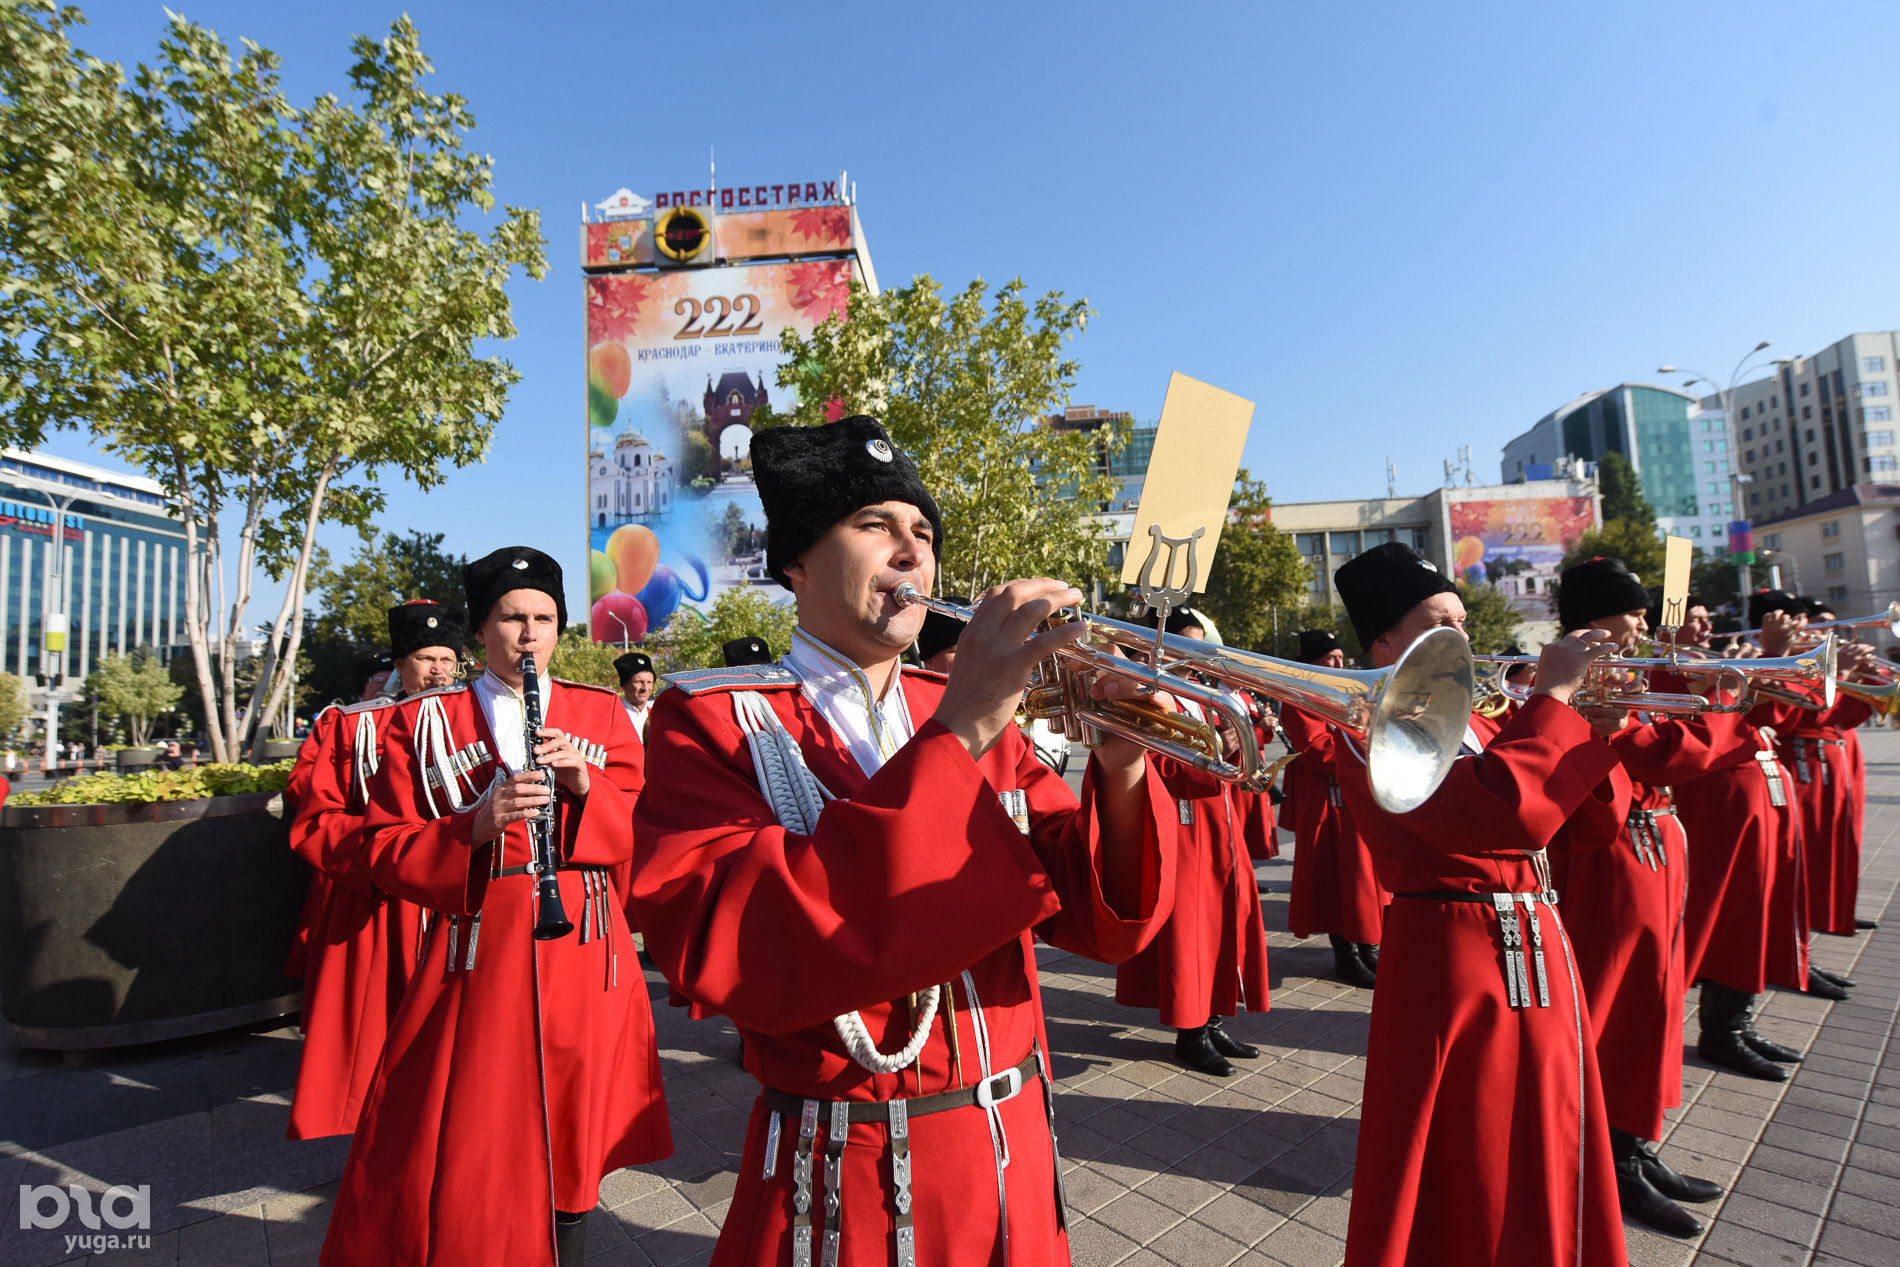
(1500, 384, 1732, 545)
(1039, 405, 1155, 513)
(1717, 331, 1900, 522)
(1753, 484, 1900, 618)
(1, 448, 188, 693)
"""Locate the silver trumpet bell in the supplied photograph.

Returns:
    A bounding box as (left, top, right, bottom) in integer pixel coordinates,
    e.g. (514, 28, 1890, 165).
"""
(1726, 600, 1900, 642)
(892, 583, 1474, 814)
(1637, 633, 1839, 710)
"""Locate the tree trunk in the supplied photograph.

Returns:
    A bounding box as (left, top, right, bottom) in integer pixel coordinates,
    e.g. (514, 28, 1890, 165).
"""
(217, 474, 265, 758)
(173, 457, 227, 762)
(249, 456, 336, 747)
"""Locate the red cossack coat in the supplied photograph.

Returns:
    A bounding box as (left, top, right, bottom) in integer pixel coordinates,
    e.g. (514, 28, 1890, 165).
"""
(1279, 703, 1386, 946)
(1235, 698, 1279, 862)
(1337, 697, 1628, 1267)
(320, 679, 672, 1267)
(628, 665, 1178, 1267)
(1551, 710, 1749, 1141)
(284, 698, 427, 1140)
(1769, 694, 1872, 936)
(1114, 746, 1271, 1028)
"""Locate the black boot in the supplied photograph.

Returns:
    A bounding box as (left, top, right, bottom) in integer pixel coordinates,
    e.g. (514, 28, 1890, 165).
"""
(1855, 917, 1877, 930)
(1695, 982, 1789, 1082)
(1357, 942, 1380, 972)
(1611, 1129, 1704, 1238)
(555, 1210, 588, 1267)
(1329, 934, 1376, 988)
(1811, 965, 1857, 990)
(1634, 1139, 1722, 1204)
(1807, 967, 1850, 1001)
(1205, 1016, 1259, 1060)
(1173, 1025, 1236, 1077)
(1740, 1028, 1803, 1064)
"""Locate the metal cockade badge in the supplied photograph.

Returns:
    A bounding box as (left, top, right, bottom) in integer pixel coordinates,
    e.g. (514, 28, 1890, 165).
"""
(512, 558, 530, 570)
(427, 616, 439, 628)
(866, 439, 894, 462)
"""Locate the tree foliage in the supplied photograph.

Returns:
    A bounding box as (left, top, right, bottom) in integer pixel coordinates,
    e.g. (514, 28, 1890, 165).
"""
(1457, 581, 1523, 655)
(1559, 518, 1667, 588)
(1193, 471, 1312, 654)
(648, 587, 799, 675)
(0, 670, 25, 741)
(1597, 452, 1656, 529)
(769, 276, 1118, 595)
(550, 625, 623, 691)
(87, 649, 185, 745)
(303, 529, 469, 702)
(0, 5, 545, 758)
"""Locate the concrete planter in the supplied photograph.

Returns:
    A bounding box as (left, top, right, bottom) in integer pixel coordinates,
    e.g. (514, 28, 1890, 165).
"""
(0, 791, 310, 1051)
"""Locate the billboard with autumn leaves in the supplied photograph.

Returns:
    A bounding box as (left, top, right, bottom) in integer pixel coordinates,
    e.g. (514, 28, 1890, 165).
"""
(1446, 494, 1599, 619)
(583, 254, 856, 644)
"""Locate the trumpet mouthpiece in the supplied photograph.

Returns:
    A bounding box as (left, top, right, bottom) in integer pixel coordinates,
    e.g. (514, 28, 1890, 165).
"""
(892, 582, 923, 606)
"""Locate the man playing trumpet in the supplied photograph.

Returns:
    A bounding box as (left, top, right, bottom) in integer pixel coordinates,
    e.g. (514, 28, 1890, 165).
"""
(630, 415, 1183, 1267)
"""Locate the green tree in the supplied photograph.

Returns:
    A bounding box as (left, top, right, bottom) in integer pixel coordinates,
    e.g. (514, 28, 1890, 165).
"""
(87, 649, 185, 745)
(648, 587, 799, 674)
(0, 670, 25, 742)
(303, 529, 469, 702)
(1194, 471, 1312, 653)
(715, 501, 748, 560)
(1259, 603, 1365, 666)
(1597, 452, 1657, 529)
(680, 431, 715, 488)
(1691, 546, 1742, 624)
(550, 626, 624, 691)
(771, 276, 1118, 595)
(0, 7, 545, 759)
(1457, 581, 1523, 655)
(1559, 519, 1667, 590)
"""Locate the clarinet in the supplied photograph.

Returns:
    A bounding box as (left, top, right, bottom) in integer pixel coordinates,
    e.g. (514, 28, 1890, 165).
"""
(520, 652, 574, 941)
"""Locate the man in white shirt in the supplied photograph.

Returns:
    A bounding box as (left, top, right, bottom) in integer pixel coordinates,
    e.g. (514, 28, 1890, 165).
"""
(614, 651, 655, 738)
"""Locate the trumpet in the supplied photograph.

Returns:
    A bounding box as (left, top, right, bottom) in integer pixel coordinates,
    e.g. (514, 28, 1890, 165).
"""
(892, 583, 1474, 814)
(1635, 634, 1840, 711)
(1472, 653, 1741, 715)
(1725, 600, 1900, 642)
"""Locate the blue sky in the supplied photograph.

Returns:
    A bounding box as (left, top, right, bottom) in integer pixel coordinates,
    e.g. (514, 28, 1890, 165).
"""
(38, 0, 1900, 610)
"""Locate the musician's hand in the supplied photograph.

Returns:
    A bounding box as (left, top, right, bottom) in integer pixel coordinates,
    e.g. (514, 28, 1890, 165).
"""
(1578, 704, 1631, 738)
(1531, 629, 1616, 706)
(1759, 611, 1802, 657)
(469, 770, 552, 843)
(935, 578, 1086, 761)
(1082, 644, 1178, 780)
(1723, 639, 1760, 660)
(533, 726, 591, 799)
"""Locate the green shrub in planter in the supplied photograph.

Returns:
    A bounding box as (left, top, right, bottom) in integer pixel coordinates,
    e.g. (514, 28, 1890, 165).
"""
(9, 760, 296, 807)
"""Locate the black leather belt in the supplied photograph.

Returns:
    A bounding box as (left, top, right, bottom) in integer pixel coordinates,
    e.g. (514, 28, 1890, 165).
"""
(1396, 889, 1558, 904)
(762, 1054, 1038, 1124)
(494, 861, 598, 877)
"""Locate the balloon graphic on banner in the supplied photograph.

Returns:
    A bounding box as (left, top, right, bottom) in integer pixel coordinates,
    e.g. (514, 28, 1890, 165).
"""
(588, 343, 630, 429)
(590, 591, 648, 645)
(605, 523, 659, 596)
(588, 550, 616, 603)
(635, 558, 712, 629)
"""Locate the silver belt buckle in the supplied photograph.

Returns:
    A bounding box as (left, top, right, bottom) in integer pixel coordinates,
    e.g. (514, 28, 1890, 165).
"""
(976, 1066, 1023, 1109)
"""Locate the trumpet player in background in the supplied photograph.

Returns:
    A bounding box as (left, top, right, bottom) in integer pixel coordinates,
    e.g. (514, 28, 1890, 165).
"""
(1329, 542, 1631, 1267)
(1542, 559, 1748, 1238)
(629, 416, 1184, 1267)
(1280, 629, 1387, 988)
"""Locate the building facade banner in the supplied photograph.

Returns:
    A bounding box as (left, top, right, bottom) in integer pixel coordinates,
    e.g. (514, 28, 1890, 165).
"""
(584, 259, 854, 643)
(1446, 495, 1597, 618)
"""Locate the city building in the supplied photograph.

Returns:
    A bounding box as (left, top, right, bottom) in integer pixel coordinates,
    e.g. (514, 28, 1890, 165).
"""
(1500, 383, 1731, 545)
(1, 448, 189, 695)
(1753, 484, 1900, 620)
(587, 432, 677, 527)
(1039, 405, 1156, 513)
(1716, 331, 1900, 522)
(1269, 476, 1600, 638)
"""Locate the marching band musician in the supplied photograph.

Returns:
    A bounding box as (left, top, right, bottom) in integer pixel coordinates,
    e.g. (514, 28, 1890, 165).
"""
(1114, 606, 1272, 1077)
(1667, 596, 1812, 1082)
(629, 415, 1182, 1267)
(1280, 628, 1386, 988)
(1752, 594, 1875, 998)
(724, 634, 776, 668)
(321, 548, 672, 1267)
(616, 649, 657, 739)
(285, 601, 463, 1141)
(1786, 598, 1879, 948)
(1328, 543, 1630, 1267)
(1544, 559, 1741, 1237)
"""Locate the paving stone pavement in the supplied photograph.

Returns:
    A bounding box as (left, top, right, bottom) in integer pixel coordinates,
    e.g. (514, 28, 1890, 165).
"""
(5, 733, 1900, 1265)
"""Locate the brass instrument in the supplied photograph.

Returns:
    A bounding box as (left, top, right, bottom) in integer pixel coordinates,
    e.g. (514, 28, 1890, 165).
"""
(1724, 600, 1900, 642)
(1627, 634, 1840, 712)
(1472, 652, 1738, 715)
(892, 583, 1473, 814)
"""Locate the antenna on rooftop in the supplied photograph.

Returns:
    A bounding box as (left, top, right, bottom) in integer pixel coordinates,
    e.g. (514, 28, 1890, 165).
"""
(1386, 457, 1397, 499)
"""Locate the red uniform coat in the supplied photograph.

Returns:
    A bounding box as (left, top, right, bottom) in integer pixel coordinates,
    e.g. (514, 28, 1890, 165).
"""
(1235, 698, 1279, 862)
(284, 698, 427, 1140)
(1280, 703, 1386, 945)
(1552, 711, 1748, 1141)
(1771, 695, 1872, 935)
(1337, 696, 1628, 1267)
(629, 666, 1177, 1267)
(1114, 744, 1271, 1028)
(321, 678, 672, 1267)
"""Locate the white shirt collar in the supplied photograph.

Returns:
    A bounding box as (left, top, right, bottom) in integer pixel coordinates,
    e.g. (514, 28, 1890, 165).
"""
(474, 668, 537, 773)
(783, 626, 913, 776)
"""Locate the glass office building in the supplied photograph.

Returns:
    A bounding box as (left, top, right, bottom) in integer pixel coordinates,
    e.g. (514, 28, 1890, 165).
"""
(1, 448, 188, 684)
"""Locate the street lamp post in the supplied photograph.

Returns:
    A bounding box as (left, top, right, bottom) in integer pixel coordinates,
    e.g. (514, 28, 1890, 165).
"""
(10, 474, 82, 775)
(1659, 340, 1774, 609)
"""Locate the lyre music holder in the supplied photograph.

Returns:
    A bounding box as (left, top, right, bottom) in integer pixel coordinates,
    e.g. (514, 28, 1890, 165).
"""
(1134, 523, 1203, 658)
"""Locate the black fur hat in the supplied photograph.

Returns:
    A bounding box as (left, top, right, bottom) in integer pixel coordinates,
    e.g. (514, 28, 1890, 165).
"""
(464, 547, 567, 633)
(1748, 588, 1800, 627)
(352, 653, 393, 696)
(1296, 629, 1342, 663)
(720, 637, 773, 667)
(752, 416, 945, 589)
(614, 650, 654, 684)
(1333, 542, 1458, 647)
(915, 600, 968, 663)
(388, 600, 465, 660)
(1557, 557, 1650, 632)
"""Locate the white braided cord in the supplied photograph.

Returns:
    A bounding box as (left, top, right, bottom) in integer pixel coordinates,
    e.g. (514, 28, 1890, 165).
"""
(728, 690, 939, 1075)
(352, 708, 381, 807)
